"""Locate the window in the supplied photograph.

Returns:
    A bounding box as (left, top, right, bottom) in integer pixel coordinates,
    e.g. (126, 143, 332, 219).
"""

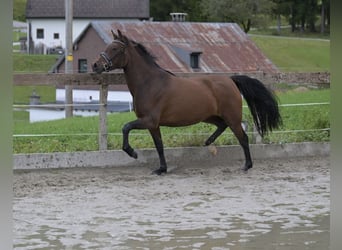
(36, 28, 44, 39)
(170, 46, 202, 70)
(78, 59, 88, 73)
(53, 33, 59, 39)
(190, 52, 201, 69)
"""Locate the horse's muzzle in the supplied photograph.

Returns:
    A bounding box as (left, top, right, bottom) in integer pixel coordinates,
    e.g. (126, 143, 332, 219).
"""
(92, 62, 103, 74)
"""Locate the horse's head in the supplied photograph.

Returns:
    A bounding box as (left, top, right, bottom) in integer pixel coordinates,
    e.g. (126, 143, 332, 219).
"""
(92, 29, 129, 74)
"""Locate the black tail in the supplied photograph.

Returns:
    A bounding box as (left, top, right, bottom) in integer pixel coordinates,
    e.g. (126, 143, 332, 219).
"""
(231, 75, 282, 137)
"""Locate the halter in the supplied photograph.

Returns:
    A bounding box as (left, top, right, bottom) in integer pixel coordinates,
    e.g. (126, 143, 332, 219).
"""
(100, 52, 113, 71)
(112, 40, 126, 46)
(100, 40, 126, 72)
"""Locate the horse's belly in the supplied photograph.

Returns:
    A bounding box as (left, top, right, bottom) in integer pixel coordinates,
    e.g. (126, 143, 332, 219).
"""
(159, 96, 217, 126)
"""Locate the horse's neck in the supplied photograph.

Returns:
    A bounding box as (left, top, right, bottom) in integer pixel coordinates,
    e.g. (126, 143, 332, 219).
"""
(123, 52, 166, 96)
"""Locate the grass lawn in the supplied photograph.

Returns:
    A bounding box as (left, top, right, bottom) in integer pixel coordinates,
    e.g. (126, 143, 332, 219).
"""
(13, 54, 60, 73)
(13, 54, 59, 105)
(250, 35, 330, 72)
(14, 85, 56, 104)
(249, 26, 330, 39)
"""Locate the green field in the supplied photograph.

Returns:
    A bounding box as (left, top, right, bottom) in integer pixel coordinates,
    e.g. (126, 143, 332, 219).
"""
(13, 54, 59, 73)
(13, 89, 330, 153)
(13, 54, 59, 105)
(250, 35, 330, 72)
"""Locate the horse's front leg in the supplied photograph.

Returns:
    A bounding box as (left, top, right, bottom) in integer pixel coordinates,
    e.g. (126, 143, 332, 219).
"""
(122, 119, 147, 159)
(122, 120, 168, 175)
(149, 127, 167, 175)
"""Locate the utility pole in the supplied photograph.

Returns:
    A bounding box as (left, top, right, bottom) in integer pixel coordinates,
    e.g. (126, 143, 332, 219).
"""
(65, 0, 73, 117)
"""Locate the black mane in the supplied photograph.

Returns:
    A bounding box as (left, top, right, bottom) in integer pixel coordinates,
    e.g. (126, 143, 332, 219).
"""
(131, 40, 175, 76)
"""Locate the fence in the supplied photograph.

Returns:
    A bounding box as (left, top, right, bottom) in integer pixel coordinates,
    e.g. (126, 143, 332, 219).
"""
(13, 72, 330, 151)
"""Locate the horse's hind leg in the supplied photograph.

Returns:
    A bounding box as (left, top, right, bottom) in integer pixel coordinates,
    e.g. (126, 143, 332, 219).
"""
(230, 123, 253, 171)
(204, 117, 228, 146)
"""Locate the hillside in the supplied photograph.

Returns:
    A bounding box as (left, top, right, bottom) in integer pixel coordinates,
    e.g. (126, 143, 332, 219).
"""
(13, 0, 27, 22)
(250, 35, 330, 72)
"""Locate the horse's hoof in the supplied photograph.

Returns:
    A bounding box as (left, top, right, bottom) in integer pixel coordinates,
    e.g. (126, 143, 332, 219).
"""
(241, 167, 249, 173)
(152, 168, 167, 175)
(241, 164, 252, 172)
(130, 151, 138, 159)
(123, 147, 138, 159)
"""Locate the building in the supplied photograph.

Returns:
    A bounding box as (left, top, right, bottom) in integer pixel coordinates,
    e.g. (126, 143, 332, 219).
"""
(25, 0, 150, 54)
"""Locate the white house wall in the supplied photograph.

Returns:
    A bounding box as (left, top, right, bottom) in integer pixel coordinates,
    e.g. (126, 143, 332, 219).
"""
(27, 18, 117, 53)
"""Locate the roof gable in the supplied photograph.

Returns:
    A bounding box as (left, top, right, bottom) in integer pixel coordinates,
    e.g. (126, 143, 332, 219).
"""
(26, 0, 149, 19)
(91, 21, 278, 74)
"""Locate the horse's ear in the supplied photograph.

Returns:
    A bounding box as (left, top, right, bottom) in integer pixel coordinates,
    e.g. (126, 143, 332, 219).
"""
(111, 29, 118, 40)
(117, 29, 129, 45)
(117, 29, 123, 38)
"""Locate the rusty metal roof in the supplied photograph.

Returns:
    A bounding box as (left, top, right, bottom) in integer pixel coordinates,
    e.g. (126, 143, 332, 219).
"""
(91, 21, 278, 74)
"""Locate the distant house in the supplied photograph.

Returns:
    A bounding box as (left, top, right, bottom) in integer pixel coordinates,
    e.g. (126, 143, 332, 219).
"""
(25, 0, 150, 54)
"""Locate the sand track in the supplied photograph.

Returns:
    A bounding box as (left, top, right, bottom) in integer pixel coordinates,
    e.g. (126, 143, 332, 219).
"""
(14, 156, 329, 249)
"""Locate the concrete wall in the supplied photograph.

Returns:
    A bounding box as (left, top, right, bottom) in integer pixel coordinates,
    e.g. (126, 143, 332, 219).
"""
(262, 72, 330, 86)
(13, 72, 330, 87)
(14, 142, 330, 170)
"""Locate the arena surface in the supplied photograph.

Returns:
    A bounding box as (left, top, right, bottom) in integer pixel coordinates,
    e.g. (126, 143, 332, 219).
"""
(14, 156, 329, 249)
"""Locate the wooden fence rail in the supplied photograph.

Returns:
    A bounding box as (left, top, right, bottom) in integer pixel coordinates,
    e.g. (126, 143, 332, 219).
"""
(13, 72, 330, 150)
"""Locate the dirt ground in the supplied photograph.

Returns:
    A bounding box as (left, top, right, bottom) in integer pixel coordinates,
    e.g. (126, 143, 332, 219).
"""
(13, 156, 330, 250)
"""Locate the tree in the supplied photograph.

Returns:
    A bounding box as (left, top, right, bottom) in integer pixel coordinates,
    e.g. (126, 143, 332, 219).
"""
(274, 0, 330, 33)
(319, 0, 330, 33)
(304, 0, 319, 32)
(200, 0, 275, 33)
(271, 0, 292, 34)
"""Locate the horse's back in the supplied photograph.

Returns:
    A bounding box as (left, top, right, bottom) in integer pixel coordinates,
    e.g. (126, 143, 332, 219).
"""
(195, 75, 242, 108)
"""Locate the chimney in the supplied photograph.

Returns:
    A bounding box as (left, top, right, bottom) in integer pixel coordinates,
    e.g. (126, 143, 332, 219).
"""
(170, 13, 187, 22)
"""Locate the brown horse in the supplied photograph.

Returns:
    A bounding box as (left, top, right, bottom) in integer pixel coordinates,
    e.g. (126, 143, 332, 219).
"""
(92, 30, 282, 175)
